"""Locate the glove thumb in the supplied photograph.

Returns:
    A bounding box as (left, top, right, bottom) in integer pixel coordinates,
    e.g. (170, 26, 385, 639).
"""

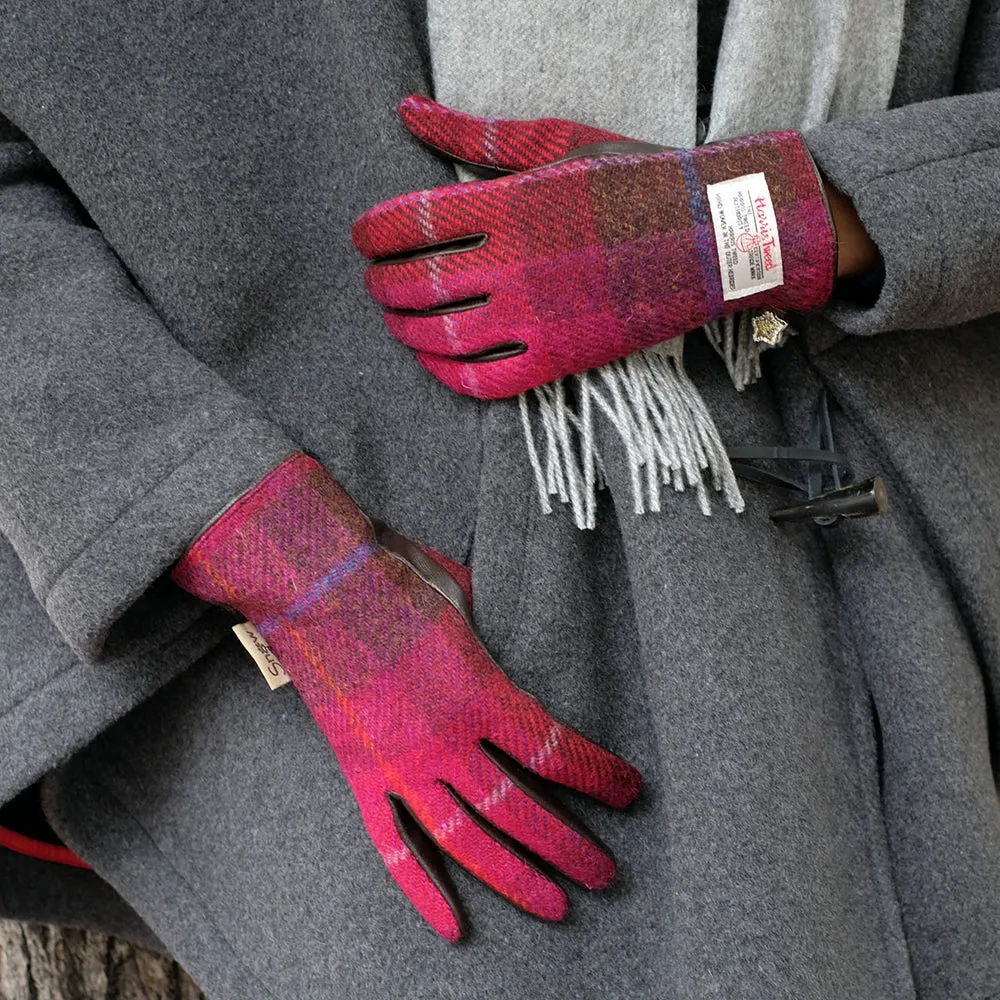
(398, 93, 631, 173)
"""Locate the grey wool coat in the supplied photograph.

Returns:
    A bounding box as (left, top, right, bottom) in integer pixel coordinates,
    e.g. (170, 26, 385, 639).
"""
(1, 1, 999, 998)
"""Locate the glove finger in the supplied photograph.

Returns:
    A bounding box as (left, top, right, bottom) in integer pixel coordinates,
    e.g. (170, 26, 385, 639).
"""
(398, 296, 638, 399)
(447, 764, 616, 889)
(353, 173, 504, 262)
(494, 714, 644, 810)
(382, 301, 513, 359)
(399, 93, 631, 172)
(386, 282, 640, 363)
(356, 785, 465, 942)
(417, 785, 569, 922)
(363, 244, 489, 311)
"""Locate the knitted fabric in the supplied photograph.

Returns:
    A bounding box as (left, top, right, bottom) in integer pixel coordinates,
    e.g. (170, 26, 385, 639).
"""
(171, 453, 642, 941)
(353, 96, 836, 400)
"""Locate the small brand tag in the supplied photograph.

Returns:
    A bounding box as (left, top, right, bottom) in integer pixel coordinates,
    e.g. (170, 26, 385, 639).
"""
(706, 172, 784, 301)
(233, 622, 291, 690)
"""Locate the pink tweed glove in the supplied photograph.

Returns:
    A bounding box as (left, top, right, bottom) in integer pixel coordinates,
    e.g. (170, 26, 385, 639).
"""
(352, 94, 837, 399)
(171, 453, 642, 941)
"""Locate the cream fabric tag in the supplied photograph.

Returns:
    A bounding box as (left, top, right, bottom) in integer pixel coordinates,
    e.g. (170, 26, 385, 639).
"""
(233, 622, 291, 690)
(706, 172, 784, 301)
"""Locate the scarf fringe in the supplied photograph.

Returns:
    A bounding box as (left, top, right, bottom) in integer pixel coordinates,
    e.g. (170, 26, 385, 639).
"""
(519, 323, 769, 529)
(703, 312, 767, 390)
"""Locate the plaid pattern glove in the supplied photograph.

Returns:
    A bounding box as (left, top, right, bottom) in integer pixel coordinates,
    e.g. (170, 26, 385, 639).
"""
(352, 95, 837, 399)
(171, 453, 642, 941)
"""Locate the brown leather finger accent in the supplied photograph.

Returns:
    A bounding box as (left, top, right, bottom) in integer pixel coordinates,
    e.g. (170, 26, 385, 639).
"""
(447, 341, 527, 364)
(371, 520, 474, 628)
(548, 140, 677, 165)
(385, 294, 490, 318)
(387, 792, 467, 938)
(372, 233, 488, 266)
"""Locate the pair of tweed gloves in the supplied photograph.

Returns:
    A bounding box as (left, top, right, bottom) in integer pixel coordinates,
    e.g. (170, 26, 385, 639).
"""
(172, 97, 836, 940)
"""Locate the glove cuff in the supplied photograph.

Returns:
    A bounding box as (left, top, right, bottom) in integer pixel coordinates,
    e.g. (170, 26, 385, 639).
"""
(693, 129, 837, 316)
(171, 452, 375, 618)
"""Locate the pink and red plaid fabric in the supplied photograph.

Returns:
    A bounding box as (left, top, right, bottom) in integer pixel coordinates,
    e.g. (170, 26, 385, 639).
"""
(397, 93, 630, 172)
(172, 453, 642, 940)
(352, 95, 836, 399)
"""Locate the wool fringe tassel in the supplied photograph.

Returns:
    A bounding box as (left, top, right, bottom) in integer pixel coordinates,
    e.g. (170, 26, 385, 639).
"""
(702, 311, 768, 391)
(519, 319, 773, 529)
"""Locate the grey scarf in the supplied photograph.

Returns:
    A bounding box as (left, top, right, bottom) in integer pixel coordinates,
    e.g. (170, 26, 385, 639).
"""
(428, 0, 904, 527)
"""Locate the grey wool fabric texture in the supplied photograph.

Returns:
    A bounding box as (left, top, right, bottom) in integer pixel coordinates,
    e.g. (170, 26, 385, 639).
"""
(0, 1, 998, 998)
(428, 0, 904, 147)
(0, 847, 162, 953)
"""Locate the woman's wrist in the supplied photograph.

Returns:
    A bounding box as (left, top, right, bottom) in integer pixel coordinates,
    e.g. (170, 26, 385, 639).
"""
(823, 181, 880, 279)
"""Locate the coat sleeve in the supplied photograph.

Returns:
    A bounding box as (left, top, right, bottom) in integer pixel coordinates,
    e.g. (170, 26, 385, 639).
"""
(803, 90, 1000, 334)
(0, 117, 296, 662)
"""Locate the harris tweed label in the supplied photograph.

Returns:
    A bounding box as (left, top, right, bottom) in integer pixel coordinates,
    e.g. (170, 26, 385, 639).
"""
(706, 171, 784, 300)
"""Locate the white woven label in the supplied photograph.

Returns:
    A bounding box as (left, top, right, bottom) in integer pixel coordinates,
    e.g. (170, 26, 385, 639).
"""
(233, 622, 292, 690)
(706, 172, 784, 301)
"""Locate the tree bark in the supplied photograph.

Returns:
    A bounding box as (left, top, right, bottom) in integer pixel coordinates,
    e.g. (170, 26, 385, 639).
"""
(0, 921, 204, 1000)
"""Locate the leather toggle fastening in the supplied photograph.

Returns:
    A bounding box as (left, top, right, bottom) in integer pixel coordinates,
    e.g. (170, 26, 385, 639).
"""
(729, 388, 889, 527)
(769, 476, 888, 524)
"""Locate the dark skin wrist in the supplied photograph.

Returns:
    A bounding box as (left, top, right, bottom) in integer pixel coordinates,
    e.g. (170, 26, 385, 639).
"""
(823, 181, 880, 279)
